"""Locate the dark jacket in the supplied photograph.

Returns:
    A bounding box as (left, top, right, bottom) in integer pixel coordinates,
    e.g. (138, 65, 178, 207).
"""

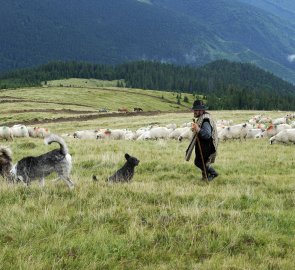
(194, 119, 215, 168)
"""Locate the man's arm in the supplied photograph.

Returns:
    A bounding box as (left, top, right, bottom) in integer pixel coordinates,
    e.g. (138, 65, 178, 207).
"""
(198, 121, 212, 140)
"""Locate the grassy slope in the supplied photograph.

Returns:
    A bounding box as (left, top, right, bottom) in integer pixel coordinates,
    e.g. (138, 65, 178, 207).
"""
(0, 84, 294, 269)
(0, 82, 194, 124)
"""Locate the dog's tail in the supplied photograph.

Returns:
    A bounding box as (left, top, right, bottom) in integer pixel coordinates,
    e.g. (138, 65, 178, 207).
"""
(44, 134, 68, 155)
(0, 146, 13, 163)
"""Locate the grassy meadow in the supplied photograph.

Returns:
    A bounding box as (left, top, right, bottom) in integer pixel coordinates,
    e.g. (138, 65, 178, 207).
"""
(0, 84, 294, 269)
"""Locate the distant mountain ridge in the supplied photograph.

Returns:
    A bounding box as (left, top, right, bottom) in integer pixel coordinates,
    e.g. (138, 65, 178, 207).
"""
(0, 0, 294, 83)
(238, 0, 295, 24)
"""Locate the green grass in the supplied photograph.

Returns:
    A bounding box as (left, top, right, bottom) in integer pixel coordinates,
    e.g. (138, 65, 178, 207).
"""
(0, 84, 294, 269)
(0, 84, 194, 125)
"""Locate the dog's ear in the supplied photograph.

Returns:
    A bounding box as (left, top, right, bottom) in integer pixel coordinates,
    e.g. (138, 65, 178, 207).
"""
(125, 153, 130, 160)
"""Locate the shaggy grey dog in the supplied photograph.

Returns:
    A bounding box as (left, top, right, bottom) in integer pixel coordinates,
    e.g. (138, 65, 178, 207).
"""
(108, 153, 140, 182)
(0, 146, 13, 182)
(11, 134, 74, 189)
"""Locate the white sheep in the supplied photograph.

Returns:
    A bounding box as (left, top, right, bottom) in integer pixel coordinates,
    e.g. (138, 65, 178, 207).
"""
(73, 130, 99, 139)
(27, 127, 50, 138)
(178, 127, 193, 141)
(272, 117, 287, 125)
(96, 129, 126, 140)
(11, 124, 29, 137)
(246, 128, 264, 139)
(269, 129, 295, 144)
(134, 126, 153, 139)
(36, 127, 50, 137)
(137, 127, 172, 140)
(165, 123, 177, 130)
(218, 123, 251, 141)
(262, 124, 292, 138)
(124, 130, 136, 140)
(0, 126, 13, 141)
(168, 127, 190, 140)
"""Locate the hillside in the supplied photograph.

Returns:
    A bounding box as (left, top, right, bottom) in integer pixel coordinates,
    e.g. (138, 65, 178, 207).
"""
(239, 0, 295, 24)
(1, 60, 295, 110)
(0, 84, 194, 126)
(0, 0, 294, 83)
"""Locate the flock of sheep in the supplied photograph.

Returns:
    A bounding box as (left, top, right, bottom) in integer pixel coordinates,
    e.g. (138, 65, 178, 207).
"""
(0, 125, 50, 140)
(69, 113, 295, 144)
(1, 113, 295, 145)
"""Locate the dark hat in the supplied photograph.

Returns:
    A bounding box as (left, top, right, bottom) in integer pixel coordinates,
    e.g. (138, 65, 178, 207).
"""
(191, 100, 207, 110)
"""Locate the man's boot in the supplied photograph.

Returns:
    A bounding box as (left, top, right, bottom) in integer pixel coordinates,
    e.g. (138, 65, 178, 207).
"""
(207, 167, 218, 181)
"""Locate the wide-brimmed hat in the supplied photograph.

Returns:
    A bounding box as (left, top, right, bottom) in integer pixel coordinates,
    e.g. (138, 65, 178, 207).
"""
(191, 100, 207, 110)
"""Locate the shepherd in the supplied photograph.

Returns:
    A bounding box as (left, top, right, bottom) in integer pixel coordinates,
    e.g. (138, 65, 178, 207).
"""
(185, 100, 219, 182)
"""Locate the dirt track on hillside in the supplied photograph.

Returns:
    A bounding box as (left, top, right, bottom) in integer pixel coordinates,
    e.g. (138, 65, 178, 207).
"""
(3, 110, 189, 127)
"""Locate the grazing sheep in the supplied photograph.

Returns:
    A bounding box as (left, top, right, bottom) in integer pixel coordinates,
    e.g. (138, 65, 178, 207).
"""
(218, 123, 251, 141)
(0, 126, 13, 141)
(124, 130, 136, 140)
(262, 124, 292, 138)
(178, 127, 193, 142)
(137, 127, 172, 140)
(246, 128, 264, 139)
(165, 123, 177, 130)
(272, 117, 288, 125)
(28, 127, 50, 138)
(134, 126, 153, 139)
(168, 127, 190, 140)
(11, 124, 29, 137)
(36, 127, 50, 138)
(73, 130, 99, 140)
(96, 129, 126, 140)
(269, 129, 295, 144)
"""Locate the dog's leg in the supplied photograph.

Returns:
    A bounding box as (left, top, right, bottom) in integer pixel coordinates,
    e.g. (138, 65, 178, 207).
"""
(20, 175, 30, 187)
(65, 177, 74, 190)
(25, 176, 31, 187)
(59, 175, 75, 190)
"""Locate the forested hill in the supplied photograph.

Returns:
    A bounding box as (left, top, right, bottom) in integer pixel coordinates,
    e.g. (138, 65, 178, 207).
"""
(1, 0, 295, 83)
(1, 60, 295, 110)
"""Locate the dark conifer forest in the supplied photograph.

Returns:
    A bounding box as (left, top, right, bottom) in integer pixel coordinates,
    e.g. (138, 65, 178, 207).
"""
(1, 60, 295, 110)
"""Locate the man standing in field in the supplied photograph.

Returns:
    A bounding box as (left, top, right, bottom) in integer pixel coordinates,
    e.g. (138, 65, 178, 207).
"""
(189, 99, 219, 181)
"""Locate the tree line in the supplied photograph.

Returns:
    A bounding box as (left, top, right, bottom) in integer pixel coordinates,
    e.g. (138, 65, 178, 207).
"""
(1, 60, 295, 110)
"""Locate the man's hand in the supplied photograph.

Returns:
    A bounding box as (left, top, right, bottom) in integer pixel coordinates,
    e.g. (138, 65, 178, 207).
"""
(191, 122, 200, 133)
